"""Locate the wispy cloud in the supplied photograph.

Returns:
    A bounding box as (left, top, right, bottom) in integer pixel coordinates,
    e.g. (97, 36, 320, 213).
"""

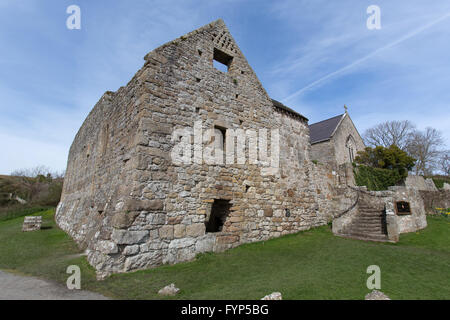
(281, 11, 450, 102)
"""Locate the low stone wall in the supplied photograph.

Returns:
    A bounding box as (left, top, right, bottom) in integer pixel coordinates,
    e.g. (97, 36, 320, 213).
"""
(419, 190, 450, 214)
(390, 186, 427, 233)
(331, 188, 359, 235)
(404, 175, 437, 191)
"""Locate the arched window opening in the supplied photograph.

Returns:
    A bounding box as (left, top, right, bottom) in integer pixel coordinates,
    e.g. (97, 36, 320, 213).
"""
(346, 135, 356, 163)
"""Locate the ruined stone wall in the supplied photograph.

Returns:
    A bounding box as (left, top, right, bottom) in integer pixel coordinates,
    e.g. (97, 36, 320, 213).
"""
(404, 174, 437, 192)
(419, 190, 450, 214)
(57, 20, 337, 276)
(56, 80, 145, 248)
(332, 114, 365, 166)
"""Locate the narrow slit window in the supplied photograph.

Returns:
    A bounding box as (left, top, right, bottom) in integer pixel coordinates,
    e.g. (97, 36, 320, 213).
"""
(214, 125, 227, 164)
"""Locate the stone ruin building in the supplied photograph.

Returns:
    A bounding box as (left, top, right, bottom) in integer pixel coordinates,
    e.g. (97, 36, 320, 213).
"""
(56, 19, 432, 278)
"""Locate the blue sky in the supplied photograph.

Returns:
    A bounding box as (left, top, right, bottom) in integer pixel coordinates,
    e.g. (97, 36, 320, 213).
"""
(1, 0, 449, 174)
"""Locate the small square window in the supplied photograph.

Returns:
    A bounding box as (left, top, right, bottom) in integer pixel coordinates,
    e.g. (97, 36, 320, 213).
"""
(213, 48, 233, 73)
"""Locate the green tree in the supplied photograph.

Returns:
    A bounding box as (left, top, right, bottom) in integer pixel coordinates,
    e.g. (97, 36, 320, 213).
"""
(355, 145, 416, 180)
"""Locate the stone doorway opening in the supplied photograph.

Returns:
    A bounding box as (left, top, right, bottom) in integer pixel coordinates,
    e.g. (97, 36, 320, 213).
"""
(205, 199, 231, 233)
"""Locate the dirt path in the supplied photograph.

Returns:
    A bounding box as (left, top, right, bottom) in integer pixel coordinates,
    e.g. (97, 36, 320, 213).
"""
(0, 270, 109, 300)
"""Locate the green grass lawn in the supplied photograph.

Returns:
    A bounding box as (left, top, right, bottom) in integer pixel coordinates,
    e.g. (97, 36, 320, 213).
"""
(0, 209, 449, 299)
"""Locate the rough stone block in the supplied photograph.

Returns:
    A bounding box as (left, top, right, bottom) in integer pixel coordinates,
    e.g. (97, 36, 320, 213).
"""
(157, 283, 180, 296)
(111, 229, 148, 245)
(112, 211, 140, 229)
(174, 224, 186, 238)
(95, 240, 119, 255)
(159, 225, 174, 239)
(186, 223, 205, 237)
(125, 199, 164, 211)
(123, 245, 140, 256)
(264, 208, 273, 217)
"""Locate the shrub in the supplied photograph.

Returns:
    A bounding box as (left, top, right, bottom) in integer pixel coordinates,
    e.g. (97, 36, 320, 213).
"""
(426, 175, 450, 189)
(354, 165, 403, 191)
(355, 145, 416, 180)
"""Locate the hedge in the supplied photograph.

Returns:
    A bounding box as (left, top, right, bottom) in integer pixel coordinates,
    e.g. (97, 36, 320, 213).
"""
(354, 165, 403, 191)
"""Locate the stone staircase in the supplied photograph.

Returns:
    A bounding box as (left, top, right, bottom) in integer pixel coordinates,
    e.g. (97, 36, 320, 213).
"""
(337, 192, 389, 242)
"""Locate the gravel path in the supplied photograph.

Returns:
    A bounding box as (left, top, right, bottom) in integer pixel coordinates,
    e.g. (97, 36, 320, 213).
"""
(0, 270, 109, 300)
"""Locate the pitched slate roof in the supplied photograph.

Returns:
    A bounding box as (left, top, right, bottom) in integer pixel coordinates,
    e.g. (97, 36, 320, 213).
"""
(271, 99, 308, 122)
(309, 114, 345, 144)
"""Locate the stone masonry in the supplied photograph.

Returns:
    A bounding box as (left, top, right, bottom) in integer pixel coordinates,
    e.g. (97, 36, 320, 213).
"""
(55, 19, 429, 277)
(56, 20, 346, 277)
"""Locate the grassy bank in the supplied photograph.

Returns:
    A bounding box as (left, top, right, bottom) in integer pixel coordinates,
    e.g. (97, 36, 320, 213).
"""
(0, 205, 52, 222)
(0, 209, 449, 299)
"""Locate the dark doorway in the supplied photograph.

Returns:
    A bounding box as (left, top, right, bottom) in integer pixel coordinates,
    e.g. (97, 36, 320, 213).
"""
(205, 199, 231, 233)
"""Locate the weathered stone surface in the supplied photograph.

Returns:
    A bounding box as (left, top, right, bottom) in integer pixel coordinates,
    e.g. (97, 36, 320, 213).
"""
(264, 208, 273, 217)
(158, 283, 180, 296)
(112, 211, 140, 229)
(185, 223, 205, 237)
(159, 225, 174, 239)
(169, 238, 195, 249)
(365, 290, 390, 300)
(111, 229, 148, 245)
(124, 251, 162, 271)
(195, 235, 216, 253)
(122, 245, 140, 256)
(125, 199, 164, 211)
(261, 292, 282, 300)
(95, 240, 119, 254)
(174, 224, 186, 238)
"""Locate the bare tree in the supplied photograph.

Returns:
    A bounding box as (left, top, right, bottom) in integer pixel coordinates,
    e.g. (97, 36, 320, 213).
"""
(406, 128, 444, 175)
(438, 151, 450, 176)
(8, 165, 62, 203)
(11, 165, 52, 178)
(363, 120, 416, 150)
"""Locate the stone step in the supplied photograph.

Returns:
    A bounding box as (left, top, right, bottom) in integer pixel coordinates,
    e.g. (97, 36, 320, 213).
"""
(336, 233, 390, 243)
(349, 223, 384, 229)
(345, 230, 387, 238)
(353, 218, 384, 224)
(358, 217, 383, 221)
(349, 227, 384, 234)
(359, 211, 384, 216)
(358, 206, 384, 212)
